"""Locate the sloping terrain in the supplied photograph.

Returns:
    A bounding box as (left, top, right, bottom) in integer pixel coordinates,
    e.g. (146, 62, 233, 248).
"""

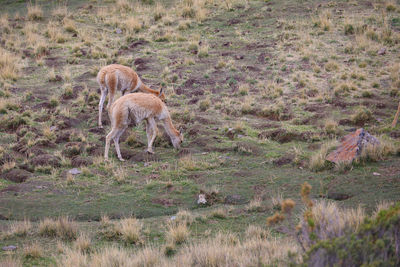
(0, 0, 400, 265)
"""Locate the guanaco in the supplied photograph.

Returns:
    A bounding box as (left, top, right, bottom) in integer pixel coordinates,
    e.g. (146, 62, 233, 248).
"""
(97, 64, 166, 128)
(104, 91, 183, 161)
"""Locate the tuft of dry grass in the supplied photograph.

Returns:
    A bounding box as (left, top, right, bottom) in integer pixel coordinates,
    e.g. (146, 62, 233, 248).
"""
(246, 197, 263, 212)
(166, 222, 190, 245)
(57, 248, 88, 267)
(0, 257, 22, 267)
(309, 139, 338, 171)
(245, 225, 270, 239)
(73, 233, 92, 253)
(324, 119, 339, 135)
(27, 3, 43, 21)
(117, 217, 143, 244)
(175, 209, 194, 225)
(124, 17, 142, 33)
(52, 4, 68, 20)
(23, 242, 44, 259)
(359, 136, 397, 162)
(39, 216, 77, 240)
(2, 219, 32, 239)
(113, 166, 128, 184)
(0, 48, 20, 81)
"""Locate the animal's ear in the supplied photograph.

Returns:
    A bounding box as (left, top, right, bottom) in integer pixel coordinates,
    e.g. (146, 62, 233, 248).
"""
(158, 86, 164, 97)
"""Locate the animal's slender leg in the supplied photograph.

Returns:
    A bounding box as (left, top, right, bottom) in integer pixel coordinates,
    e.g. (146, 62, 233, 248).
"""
(114, 126, 127, 161)
(107, 93, 115, 114)
(105, 128, 118, 160)
(98, 87, 107, 128)
(146, 118, 157, 154)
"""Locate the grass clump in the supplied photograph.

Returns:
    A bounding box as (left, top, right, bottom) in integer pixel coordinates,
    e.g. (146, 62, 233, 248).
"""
(309, 140, 338, 171)
(23, 243, 44, 259)
(0, 48, 20, 81)
(39, 216, 78, 241)
(117, 217, 143, 244)
(166, 222, 189, 245)
(27, 3, 43, 21)
(351, 106, 373, 125)
(2, 219, 32, 239)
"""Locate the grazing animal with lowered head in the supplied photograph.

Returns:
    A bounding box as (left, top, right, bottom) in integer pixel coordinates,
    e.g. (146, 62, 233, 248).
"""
(97, 64, 166, 128)
(104, 91, 183, 161)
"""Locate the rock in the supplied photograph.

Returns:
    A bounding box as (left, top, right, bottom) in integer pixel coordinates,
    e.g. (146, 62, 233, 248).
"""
(68, 168, 81, 175)
(2, 245, 17, 251)
(197, 194, 207, 205)
(326, 128, 379, 164)
(115, 28, 122, 34)
(2, 169, 32, 183)
(378, 47, 386, 55)
(31, 154, 61, 167)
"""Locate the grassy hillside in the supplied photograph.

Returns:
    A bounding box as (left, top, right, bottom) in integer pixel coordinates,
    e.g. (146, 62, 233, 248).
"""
(0, 0, 400, 265)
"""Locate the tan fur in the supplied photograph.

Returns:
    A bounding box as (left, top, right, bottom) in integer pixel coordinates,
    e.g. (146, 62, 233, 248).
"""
(97, 64, 166, 127)
(104, 93, 183, 161)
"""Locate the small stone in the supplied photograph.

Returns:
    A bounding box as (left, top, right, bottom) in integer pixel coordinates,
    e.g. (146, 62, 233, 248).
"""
(170, 216, 176, 221)
(144, 162, 151, 167)
(373, 172, 381, 176)
(197, 194, 207, 205)
(2, 245, 17, 251)
(68, 168, 81, 175)
(116, 28, 122, 34)
(50, 126, 57, 131)
(377, 47, 386, 55)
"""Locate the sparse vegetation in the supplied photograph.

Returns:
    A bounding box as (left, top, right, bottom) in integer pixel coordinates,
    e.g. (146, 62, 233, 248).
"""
(0, 0, 399, 265)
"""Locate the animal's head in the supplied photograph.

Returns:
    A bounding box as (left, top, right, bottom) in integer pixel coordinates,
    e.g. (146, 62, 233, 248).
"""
(171, 127, 184, 149)
(158, 86, 166, 102)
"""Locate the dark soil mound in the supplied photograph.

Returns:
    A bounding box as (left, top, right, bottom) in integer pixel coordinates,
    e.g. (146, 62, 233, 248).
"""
(2, 169, 32, 183)
(31, 154, 61, 167)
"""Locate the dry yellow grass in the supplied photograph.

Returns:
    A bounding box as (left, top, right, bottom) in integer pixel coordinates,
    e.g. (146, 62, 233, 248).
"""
(39, 216, 78, 240)
(166, 222, 189, 245)
(2, 219, 32, 239)
(309, 139, 338, 171)
(117, 217, 142, 244)
(23, 242, 44, 259)
(27, 3, 43, 21)
(0, 48, 20, 81)
(74, 233, 92, 253)
(0, 257, 22, 267)
(124, 17, 142, 33)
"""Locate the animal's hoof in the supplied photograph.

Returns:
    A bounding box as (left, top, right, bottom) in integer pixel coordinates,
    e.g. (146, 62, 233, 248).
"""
(119, 158, 125, 162)
(104, 157, 109, 162)
(99, 125, 103, 129)
(146, 150, 154, 154)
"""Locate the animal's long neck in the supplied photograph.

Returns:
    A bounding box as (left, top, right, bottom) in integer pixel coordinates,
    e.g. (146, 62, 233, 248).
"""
(139, 84, 160, 96)
(162, 115, 179, 139)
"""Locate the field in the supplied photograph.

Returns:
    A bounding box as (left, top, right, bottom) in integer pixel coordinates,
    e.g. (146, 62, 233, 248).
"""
(0, 0, 400, 265)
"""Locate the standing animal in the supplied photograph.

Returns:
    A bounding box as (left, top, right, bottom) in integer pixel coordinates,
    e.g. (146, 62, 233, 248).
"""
(97, 64, 166, 128)
(104, 91, 183, 161)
